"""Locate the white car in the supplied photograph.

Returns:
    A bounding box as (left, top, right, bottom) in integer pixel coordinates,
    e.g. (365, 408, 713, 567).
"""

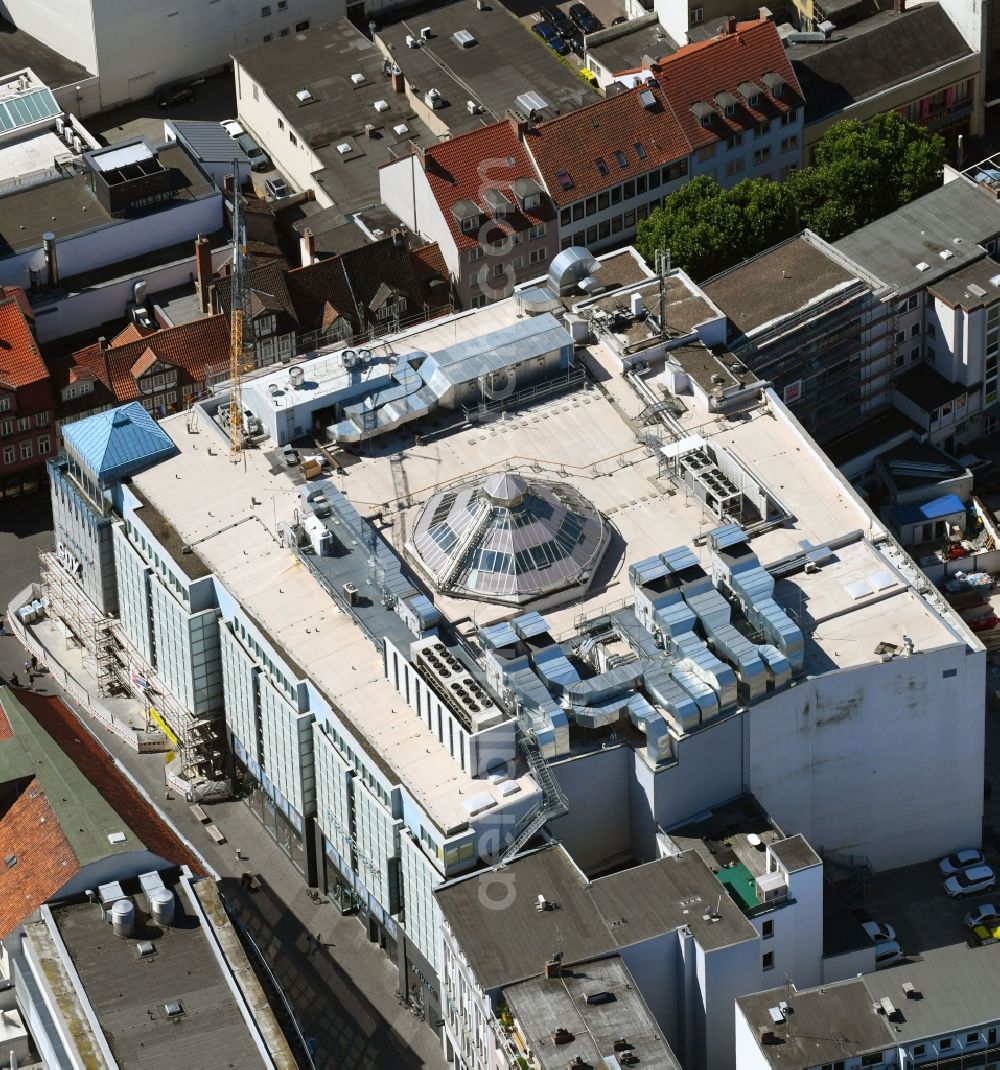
(861, 920, 896, 944)
(874, 940, 903, 969)
(939, 849, 986, 876)
(965, 902, 1000, 929)
(221, 118, 244, 140)
(944, 865, 997, 899)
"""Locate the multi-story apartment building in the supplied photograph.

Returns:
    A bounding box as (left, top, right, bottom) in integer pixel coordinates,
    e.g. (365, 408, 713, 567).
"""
(737, 943, 1000, 1070)
(37, 246, 985, 1070)
(0, 288, 55, 500)
(380, 123, 556, 309)
(704, 170, 1000, 456)
(384, 15, 803, 304)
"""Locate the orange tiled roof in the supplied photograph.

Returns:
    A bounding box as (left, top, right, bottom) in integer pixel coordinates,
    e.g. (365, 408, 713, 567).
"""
(110, 322, 156, 346)
(421, 122, 553, 249)
(0, 296, 48, 391)
(524, 83, 691, 207)
(72, 315, 231, 403)
(653, 18, 804, 151)
(0, 777, 80, 938)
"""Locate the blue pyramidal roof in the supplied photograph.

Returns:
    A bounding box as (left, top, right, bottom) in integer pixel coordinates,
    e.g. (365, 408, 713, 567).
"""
(63, 402, 178, 484)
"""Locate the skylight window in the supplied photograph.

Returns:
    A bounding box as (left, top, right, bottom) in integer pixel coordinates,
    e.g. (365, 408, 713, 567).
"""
(634, 142, 647, 160)
(554, 169, 574, 191)
(614, 149, 628, 169)
(595, 157, 609, 177)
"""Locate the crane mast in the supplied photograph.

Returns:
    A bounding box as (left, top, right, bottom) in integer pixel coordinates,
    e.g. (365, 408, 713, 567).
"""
(229, 180, 251, 461)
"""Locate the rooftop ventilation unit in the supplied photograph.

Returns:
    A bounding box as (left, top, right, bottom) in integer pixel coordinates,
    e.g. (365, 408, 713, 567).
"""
(351, 72, 365, 85)
(915, 261, 930, 271)
(425, 88, 443, 109)
(452, 29, 477, 47)
(939, 249, 955, 260)
(296, 88, 313, 103)
(135, 940, 156, 959)
(467, 99, 481, 114)
(337, 142, 352, 154)
(393, 122, 409, 135)
(421, 25, 432, 39)
(374, 99, 389, 112)
(406, 34, 419, 47)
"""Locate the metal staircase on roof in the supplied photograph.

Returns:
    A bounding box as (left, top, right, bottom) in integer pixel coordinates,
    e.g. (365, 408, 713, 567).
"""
(498, 725, 568, 866)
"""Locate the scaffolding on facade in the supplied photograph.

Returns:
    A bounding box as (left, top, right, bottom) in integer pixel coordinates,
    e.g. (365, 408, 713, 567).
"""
(38, 550, 114, 697)
(731, 282, 899, 444)
(106, 621, 227, 784)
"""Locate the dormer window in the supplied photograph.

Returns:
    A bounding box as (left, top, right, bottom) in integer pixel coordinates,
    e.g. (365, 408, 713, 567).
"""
(461, 217, 478, 233)
(691, 101, 714, 128)
(762, 72, 785, 97)
(715, 91, 739, 118)
(523, 192, 540, 209)
(739, 81, 761, 108)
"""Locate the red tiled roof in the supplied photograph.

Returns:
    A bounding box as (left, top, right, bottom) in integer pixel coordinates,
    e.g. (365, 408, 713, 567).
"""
(524, 83, 691, 207)
(3, 287, 33, 324)
(71, 315, 231, 403)
(422, 123, 552, 250)
(0, 776, 80, 938)
(0, 297, 48, 391)
(653, 18, 804, 151)
(110, 322, 156, 346)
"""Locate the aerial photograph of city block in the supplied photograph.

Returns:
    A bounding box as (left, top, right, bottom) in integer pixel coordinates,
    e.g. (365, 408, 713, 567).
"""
(0, 0, 996, 1066)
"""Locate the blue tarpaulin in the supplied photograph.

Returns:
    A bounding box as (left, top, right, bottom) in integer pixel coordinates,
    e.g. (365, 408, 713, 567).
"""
(893, 494, 966, 527)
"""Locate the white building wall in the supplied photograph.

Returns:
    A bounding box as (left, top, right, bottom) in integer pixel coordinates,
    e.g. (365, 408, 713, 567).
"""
(747, 644, 985, 870)
(259, 674, 315, 818)
(380, 154, 460, 278)
(352, 777, 400, 910)
(700, 937, 763, 1070)
(733, 1001, 773, 1070)
(234, 62, 328, 207)
(313, 724, 354, 865)
(112, 524, 154, 664)
(0, 0, 98, 78)
(220, 625, 258, 759)
(149, 579, 222, 715)
(399, 829, 443, 976)
(2, 192, 222, 294)
(550, 745, 631, 874)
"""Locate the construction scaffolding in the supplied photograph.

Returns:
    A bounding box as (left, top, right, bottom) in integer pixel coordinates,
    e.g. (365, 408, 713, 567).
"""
(38, 549, 227, 791)
(38, 550, 114, 696)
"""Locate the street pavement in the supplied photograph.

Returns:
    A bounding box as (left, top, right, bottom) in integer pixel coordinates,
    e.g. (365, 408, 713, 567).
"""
(0, 498, 446, 1070)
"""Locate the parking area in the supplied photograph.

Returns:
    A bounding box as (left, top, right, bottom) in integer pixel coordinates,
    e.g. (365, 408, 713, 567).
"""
(505, 0, 630, 66)
(86, 70, 236, 148)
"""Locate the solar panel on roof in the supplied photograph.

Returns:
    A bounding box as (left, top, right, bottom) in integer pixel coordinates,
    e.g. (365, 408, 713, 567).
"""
(0, 87, 58, 133)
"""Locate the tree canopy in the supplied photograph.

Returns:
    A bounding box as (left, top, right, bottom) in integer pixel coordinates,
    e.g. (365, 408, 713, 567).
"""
(636, 111, 946, 281)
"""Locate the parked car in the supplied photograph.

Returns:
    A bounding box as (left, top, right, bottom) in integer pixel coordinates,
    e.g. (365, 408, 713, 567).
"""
(221, 119, 244, 140)
(973, 922, 1000, 942)
(283, 445, 300, 467)
(569, 2, 601, 33)
(970, 615, 999, 633)
(874, 940, 903, 969)
(157, 83, 195, 108)
(264, 175, 290, 200)
(939, 849, 987, 876)
(944, 865, 997, 898)
(237, 132, 270, 172)
(532, 20, 570, 54)
(541, 5, 576, 39)
(861, 920, 896, 944)
(965, 902, 1000, 929)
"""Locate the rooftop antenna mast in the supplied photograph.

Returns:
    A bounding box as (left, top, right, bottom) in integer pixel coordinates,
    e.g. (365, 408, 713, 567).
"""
(655, 245, 671, 342)
(229, 173, 253, 461)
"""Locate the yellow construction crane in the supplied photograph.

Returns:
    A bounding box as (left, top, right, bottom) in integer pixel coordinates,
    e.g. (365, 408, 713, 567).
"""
(229, 180, 253, 461)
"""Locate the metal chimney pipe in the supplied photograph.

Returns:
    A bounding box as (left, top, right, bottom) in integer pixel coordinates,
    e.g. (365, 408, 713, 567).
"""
(42, 232, 58, 287)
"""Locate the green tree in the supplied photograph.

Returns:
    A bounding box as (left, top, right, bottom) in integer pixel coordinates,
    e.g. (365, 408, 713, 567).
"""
(637, 175, 795, 281)
(638, 111, 946, 273)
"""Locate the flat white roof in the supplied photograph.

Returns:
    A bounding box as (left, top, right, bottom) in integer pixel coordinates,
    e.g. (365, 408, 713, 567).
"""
(132, 412, 539, 833)
(134, 273, 971, 825)
(0, 129, 68, 181)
